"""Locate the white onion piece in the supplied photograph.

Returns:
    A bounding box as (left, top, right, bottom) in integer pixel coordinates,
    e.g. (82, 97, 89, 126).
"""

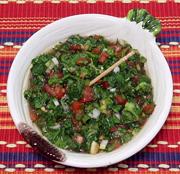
(109, 88, 116, 92)
(50, 124, 61, 129)
(53, 99, 59, 106)
(52, 57, 59, 65)
(113, 66, 120, 73)
(115, 112, 121, 119)
(100, 140, 108, 150)
(91, 109, 100, 119)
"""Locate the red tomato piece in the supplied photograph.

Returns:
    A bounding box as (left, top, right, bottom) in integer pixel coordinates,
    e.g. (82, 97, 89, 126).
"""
(92, 47, 101, 54)
(54, 85, 66, 99)
(110, 127, 118, 132)
(80, 86, 94, 103)
(76, 58, 91, 65)
(30, 110, 39, 122)
(98, 51, 109, 63)
(143, 104, 155, 114)
(115, 95, 127, 105)
(70, 44, 81, 51)
(44, 84, 65, 99)
(101, 81, 110, 89)
(71, 101, 83, 114)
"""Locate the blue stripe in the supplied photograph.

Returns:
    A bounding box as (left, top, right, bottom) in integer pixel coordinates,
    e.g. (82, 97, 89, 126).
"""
(0, 38, 28, 43)
(168, 60, 180, 64)
(0, 152, 179, 162)
(0, 66, 10, 70)
(0, 30, 180, 35)
(0, 36, 179, 44)
(0, 72, 9, 75)
(156, 37, 180, 43)
(0, 60, 13, 64)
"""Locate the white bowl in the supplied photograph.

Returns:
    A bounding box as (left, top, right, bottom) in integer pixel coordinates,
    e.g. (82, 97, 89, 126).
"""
(7, 14, 173, 168)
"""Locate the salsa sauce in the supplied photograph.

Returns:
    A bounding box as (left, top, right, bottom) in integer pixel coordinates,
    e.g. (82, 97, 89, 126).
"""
(24, 35, 155, 154)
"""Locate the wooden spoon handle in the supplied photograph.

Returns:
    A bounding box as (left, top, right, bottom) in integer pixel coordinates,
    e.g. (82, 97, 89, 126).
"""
(89, 51, 135, 86)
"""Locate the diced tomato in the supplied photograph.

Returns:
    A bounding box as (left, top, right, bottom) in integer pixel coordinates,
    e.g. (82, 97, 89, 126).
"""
(71, 101, 84, 114)
(101, 81, 110, 89)
(115, 95, 127, 105)
(143, 104, 155, 114)
(98, 52, 109, 63)
(54, 86, 66, 99)
(92, 47, 101, 54)
(70, 44, 81, 51)
(30, 110, 39, 122)
(49, 70, 63, 78)
(110, 127, 118, 132)
(80, 86, 94, 103)
(73, 134, 84, 144)
(44, 84, 65, 99)
(76, 57, 91, 65)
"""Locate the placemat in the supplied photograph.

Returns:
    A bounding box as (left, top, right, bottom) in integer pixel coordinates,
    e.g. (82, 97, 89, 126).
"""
(0, 0, 179, 173)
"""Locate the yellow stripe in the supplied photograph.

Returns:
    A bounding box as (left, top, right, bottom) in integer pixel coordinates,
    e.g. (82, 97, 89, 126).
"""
(0, 125, 16, 129)
(0, 118, 12, 121)
(0, 106, 9, 112)
(162, 125, 180, 129)
(0, 83, 7, 86)
(172, 96, 180, 104)
(167, 117, 180, 121)
(171, 106, 180, 113)
(0, 96, 7, 103)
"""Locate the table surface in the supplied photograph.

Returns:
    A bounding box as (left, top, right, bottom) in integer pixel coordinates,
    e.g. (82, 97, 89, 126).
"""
(0, 0, 180, 173)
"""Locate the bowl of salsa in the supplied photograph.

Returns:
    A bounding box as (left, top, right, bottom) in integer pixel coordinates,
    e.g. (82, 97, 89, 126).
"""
(7, 10, 173, 168)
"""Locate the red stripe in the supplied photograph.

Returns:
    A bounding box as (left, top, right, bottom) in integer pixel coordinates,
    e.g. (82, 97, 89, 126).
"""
(0, 2, 179, 18)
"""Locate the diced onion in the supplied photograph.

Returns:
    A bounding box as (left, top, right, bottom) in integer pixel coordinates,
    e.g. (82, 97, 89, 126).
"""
(90, 141, 99, 154)
(91, 109, 100, 119)
(100, 140, 108, 150)
(50, 124, 61, 130)
(41, 107, 47, 112)
(109, 88, 116, 92)
(53, 99, 59, 106)
(115, 112, 121, 119)
(45, 62, 55, 73)
(52, 57, 59, 65)
(113, 66, 120, 73)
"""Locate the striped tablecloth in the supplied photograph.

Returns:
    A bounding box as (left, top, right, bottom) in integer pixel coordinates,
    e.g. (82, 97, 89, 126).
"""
(0, 1, 180, 173)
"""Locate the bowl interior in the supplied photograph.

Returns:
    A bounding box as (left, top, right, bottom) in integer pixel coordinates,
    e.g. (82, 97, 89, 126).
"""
(7, 14, 173, 168)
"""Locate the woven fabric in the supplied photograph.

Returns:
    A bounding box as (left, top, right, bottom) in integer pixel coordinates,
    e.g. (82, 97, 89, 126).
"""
(0, 1, 180, 173)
